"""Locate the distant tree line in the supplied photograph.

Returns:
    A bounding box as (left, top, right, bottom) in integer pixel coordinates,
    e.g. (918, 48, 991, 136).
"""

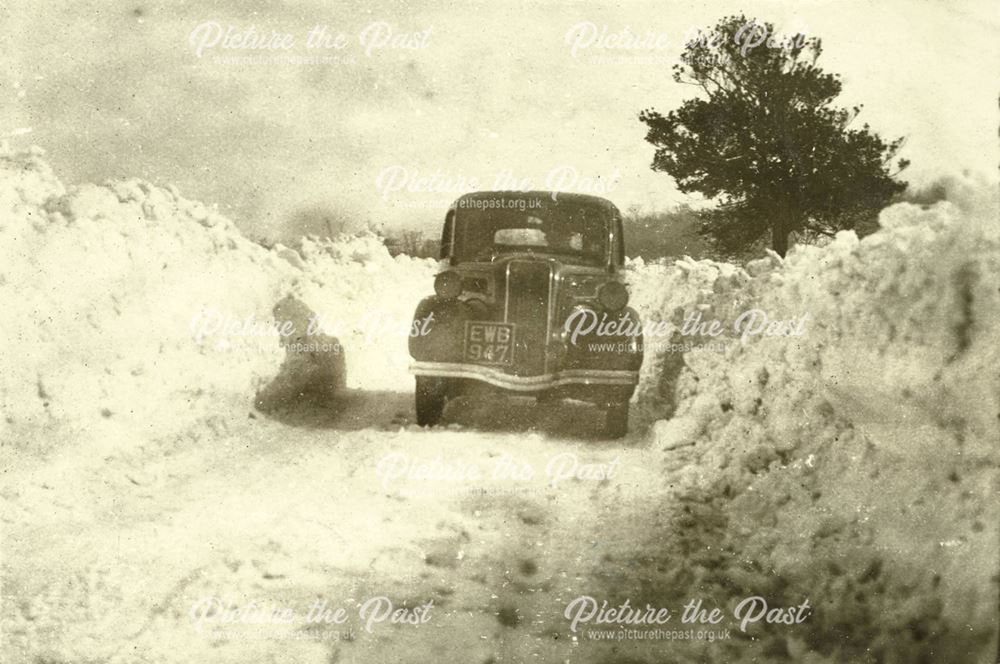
(384, 229, 441, 259)
(291, 173, 946, 264)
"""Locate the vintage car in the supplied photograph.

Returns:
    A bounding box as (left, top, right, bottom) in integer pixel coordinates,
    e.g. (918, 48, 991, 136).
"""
(408, 191, 643, 438)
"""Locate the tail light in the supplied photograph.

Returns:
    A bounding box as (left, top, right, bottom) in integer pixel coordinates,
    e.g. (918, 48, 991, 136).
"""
(434, 271, 463, 299)
(598, 281, 628, 311)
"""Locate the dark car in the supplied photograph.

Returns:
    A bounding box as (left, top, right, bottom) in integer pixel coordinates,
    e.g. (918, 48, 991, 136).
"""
(408, 191, 643, 438)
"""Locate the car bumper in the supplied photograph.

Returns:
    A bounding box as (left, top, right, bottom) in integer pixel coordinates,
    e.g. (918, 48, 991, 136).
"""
(410, 361, 639, 392)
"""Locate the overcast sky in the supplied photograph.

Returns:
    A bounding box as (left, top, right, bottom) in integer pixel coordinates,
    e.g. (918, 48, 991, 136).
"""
(4, 0, 997, 242)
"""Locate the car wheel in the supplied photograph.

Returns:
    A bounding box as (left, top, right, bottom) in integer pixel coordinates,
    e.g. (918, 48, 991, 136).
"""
(604, 401, 629, 439)
(415, 376, 448, 427)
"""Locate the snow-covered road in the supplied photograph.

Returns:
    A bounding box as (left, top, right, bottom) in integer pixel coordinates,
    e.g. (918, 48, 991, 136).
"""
(6, 391, 736, 663)
(3, 148, 997, 663)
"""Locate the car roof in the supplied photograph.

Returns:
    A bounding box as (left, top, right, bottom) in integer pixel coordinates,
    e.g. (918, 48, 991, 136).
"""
(450, 190, 619, 211)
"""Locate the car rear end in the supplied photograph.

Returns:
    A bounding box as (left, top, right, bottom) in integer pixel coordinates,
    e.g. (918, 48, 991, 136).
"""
(408, 191, 642, 435)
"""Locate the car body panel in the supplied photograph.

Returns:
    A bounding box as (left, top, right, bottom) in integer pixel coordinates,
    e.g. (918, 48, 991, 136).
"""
(409, 191, 642, 403)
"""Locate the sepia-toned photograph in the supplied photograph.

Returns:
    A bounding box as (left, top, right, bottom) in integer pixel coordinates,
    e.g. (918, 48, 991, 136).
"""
(1, 1, 997, 662)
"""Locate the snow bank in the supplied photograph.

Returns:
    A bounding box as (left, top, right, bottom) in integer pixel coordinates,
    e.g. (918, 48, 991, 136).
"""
(0, 147, 436, 457)
(291, 235, 438, 391)
(625, 254, 750, 414)
(633, 183, 999, 661)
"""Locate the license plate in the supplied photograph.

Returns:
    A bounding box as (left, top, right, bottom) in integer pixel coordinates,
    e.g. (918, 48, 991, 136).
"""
(464, 322, 514, 365)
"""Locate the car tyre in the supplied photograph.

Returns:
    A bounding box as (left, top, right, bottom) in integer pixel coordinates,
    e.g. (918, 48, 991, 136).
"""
(604, 401, 629, 439)
(415, 376, 448, 427)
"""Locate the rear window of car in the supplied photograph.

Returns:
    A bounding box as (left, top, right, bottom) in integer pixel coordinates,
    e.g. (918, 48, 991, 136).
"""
(453, 196, 611, 265)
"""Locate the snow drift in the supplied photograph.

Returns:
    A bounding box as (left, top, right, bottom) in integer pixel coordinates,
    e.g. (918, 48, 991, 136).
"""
(629, 182, 999, 662)
(0, 145, 436, 458)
